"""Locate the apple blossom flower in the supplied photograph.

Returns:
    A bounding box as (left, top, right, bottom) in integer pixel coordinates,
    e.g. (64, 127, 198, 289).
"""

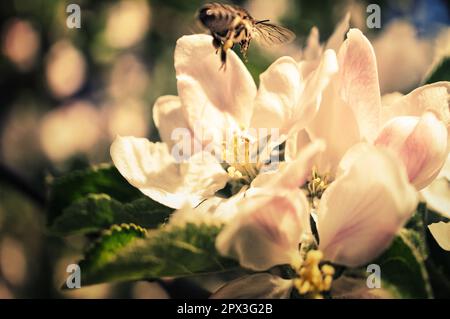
(111, 34, 338, 209)
(288, 25, 450, 190)
(215, 143, 418, 297)
(217, 144, 417, 268)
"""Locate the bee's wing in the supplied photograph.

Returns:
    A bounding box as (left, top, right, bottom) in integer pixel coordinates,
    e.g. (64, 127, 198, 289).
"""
(253, 22, 296, 47)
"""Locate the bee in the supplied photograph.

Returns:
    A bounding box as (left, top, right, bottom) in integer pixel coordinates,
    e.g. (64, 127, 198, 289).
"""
(198, 3, 295, 70)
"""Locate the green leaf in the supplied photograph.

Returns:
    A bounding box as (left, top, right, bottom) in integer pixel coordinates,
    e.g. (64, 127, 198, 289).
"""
(50, 194, 173, 236)
(78, 222, 238, 286)
(65, 223, 147, 289)
(424, 56, 450, 84)
(405, 203, 428, 259)
(374, 229, 433, 298)
(47, 164, 142, 223)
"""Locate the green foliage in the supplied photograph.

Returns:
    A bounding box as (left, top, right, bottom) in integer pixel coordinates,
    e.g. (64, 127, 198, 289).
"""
(50, 194, 173, 236)
(374, 229, 433, 298)
(47, 164, 142, 223)
(78, 222, 238, 286)
(424, 56, 450, 84)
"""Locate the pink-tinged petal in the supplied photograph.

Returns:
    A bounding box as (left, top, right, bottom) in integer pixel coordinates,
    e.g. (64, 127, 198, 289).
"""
(338, 29, 381, 142)
(152, 95, 190, 149)
(216, 191, 309, 271)
(175, 34, 257, 139)
(318, 144, 418, 267)
(428, 222, 450, 251)
(110, 136, 228, 209)
(375, 112, 448, 189)
(211, 274, 293, 299)
(325, 12, 351, 53)
(251, 56, 303, 134)
(381, 82, 450, 127)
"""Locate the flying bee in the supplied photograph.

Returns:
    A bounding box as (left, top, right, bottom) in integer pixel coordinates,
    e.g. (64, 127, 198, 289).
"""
(197, 3, 295, 70)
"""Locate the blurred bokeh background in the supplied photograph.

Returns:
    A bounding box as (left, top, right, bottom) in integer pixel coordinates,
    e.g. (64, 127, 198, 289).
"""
(0, 0, 448, 298)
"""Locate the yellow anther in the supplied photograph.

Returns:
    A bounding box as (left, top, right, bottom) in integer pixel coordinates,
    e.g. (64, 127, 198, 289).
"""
(305, 167, 331, 207)
(305, 250, 323, 264)
(233, 134, 238, 162)
(299, 281, 310, 294)
(321, 264, 335, 276)
(293, 250, 335, 299)
(223, 131, 261, 195)
(322, 275, 333, 291)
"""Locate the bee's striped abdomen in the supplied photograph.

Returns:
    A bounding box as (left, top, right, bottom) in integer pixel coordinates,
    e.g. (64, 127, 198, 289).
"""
(198, 3, 238, 34)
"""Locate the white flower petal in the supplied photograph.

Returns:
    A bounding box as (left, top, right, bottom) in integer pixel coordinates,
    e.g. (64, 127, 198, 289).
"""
(421, 178, 450, 218)
(325, 12, 351, 52)
(303, 27, 322, 61)
(381, 82, 450, 127)
(216, 191, 309, 271)
(428, 222, 450, 251)
(175, 34, 257, 139)
(110, 136, 228, 209)
(284, 129, 312, 162)
(211, 274, 293, 299)
(152, 95, 189, 149)
(253, 140, 325, 190)
(251, 56, 303, 134)
(305, 83, 360, 174)
(439, 154, 450, 180)
(293, 49, 339, 136)
(318, 144, 418, 267)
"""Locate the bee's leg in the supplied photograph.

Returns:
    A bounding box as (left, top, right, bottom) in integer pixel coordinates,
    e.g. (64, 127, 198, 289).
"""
(240, 40, 249, 62)
(219, 47, 227, 71)
(212, 33, 222, 54)
(219, 39, 234, 71)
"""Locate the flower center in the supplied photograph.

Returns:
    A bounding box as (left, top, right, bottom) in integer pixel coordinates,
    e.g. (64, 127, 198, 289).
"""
(305, 166, 330, 208)
(222, 132, 262, 194)
(293, 250, 335, 299)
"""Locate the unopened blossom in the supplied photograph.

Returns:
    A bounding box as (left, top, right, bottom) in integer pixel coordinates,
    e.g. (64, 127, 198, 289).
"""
(111, 34, 338, 209)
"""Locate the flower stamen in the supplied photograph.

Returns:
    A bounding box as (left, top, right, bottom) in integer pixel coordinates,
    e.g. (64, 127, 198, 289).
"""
(293, 250, 334, 299)
(306, 166, 330, 208)
(222, 132, 262, 194)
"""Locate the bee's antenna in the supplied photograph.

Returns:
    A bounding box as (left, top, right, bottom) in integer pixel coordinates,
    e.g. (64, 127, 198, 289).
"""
(255, 19, 270, 25)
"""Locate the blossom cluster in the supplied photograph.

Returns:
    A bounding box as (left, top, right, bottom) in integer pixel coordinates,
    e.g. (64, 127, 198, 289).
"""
(110, 15, 449, 298)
